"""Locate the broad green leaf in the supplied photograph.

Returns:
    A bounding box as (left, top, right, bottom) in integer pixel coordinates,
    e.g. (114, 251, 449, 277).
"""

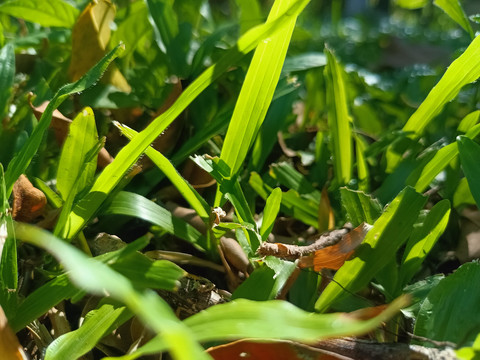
(324, 47, 352, 186)
(456, 333, 480, 360)
(64, 0, 310, 241)
(315, 187, 427, 312)
(394, 0, 428, 9)
(400, 199, 450, 288)
(457, 110, 480, 133)
(0, 43, 14, 121)
(434, 0, 474, 38)
(282, 52, 326, 74)
(45, 299, 132, 360)
(0, 164, 17, 318)
(10, 274, 79, 332)
(112, 295, 409, 359)
(14, 223, 210, 360)
(57, 107, 98, 201)
(340, 188, 382, 226)
(220, 0, 304, 179)
(114, 122, 210, 220)
(0, 0, 79, 28)
(414, 262, 480, 346)
(102, 191, 207, 250)
(4, 44, 124, 197)
(260, 187, 282, 241)
(402, 35, 480, 138)
(453, 177, 475, 208)
(236, 0, 263, 34)
(232, 256, 296, 300)
(458, 136, 480, 209)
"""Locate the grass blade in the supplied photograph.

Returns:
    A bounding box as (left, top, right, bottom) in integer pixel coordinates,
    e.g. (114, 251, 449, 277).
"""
(434, 0, 474, 38)
(63, 0, 311, 241)
(0, 43, 14, 121)
(324, 47, 352, 186)
(260, 187, 282, 241)
(315, 186, 426, 312)
(457, 136, 480, 208)
(4, 44, 124, 197)
(220, 0, 308, 178)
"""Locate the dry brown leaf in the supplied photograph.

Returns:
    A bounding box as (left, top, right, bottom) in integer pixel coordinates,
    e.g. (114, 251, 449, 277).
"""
(69, 0, 130, 92)
(318, 187, 335, 232)
(0, 306, 28, 360)
(12, 175, 47, 222)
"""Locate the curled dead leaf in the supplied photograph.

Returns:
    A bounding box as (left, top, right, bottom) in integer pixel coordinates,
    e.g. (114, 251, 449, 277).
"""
(12, 175, 46, 222)
(0, 306, 28, 360)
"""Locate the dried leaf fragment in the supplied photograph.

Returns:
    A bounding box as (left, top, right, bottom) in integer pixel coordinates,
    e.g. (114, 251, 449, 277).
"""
(12, 175, 46, 222)
(0, 306, 28, 360)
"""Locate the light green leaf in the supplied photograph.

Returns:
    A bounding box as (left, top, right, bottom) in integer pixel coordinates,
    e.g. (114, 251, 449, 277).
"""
(0, 0, 79, 28)
(45, 299, 132, 360)
(260, 187, 282, 241)
(220, 0, 305, 178)
(114, 122, 210, 220)
(324, 47, 352, 186)
(315, 187, 426, 312)
(403, 35, 480, 138)
(415, 262, 480, 346)
(457, 110, 480, 133)
(269, 162, 321, 202)
(458, 136, 480, 209)
(57, 107, 98, 201)
(434, 0, 474, 38)
(340, 188, 382, 226)
(400, 199, 450, 288)
(4, 44, 124, 197)
(0, 43, 14, 121)
(14, 223, 210, 360)
(64, 0, 310, 241)
(394, 0, 428, 9)
(112, 295, 409, 359)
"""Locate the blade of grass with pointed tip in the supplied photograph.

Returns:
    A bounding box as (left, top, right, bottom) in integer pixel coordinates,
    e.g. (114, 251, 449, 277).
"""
(0, 0, 79, 28)
(260, 187, 282, 241)
(4, 44, 124, 197)
(324, 47, 352, 186)
(399, 199, 450, 289)
(220, 0, 307, 179)
(315, 187, 426, 312)
(0, 43, 14, 121)
(63, 0, 311, 241)
(434, 0, 474, 38)
(269, 162, 321, 202)
(14, 222, 210, 360)
(102, 191, 207, 251)
(110, 295, 409, 360)
(458, 136, 480, 208)
(45, 299, 132, 360)
(114, 122, 210, 220)
(0, 164, 17, 318)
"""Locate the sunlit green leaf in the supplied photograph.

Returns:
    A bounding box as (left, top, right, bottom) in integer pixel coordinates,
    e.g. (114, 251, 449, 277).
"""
(434, 0, 474, 38)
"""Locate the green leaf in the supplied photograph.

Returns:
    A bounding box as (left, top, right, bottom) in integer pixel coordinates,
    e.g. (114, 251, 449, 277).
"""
(0, 43, 14, 121)
(324, 47, 352, 186)
(0, 164, 17, 318)
(220, 0, 304, 178)
(434, 0, 474, 38)
(45, 299, 132, 360)
(269, 162, 321, 202)
(114, 122, 210, 220)
(0, 0, 79, 28)
(340, 188, 382, 226)
(14, 222, 210, 360)
(400, 199, 451, 288)
(232, 256, 296, 300)
(414, 262, 480, 346)
(57, 107, 98, 201)
(236, 0, 263, 34)
(102, 191, 207, 250)
(260, 187, 282, 241)
(4, 44, 124, 197)
(394, 0, 428, 9)
(458, 136, 480, 209)
(64, 0, 311, 241)
(113, 295, 409, 359)
(315, 187, 427, 312)
(402, 35, 480, 138)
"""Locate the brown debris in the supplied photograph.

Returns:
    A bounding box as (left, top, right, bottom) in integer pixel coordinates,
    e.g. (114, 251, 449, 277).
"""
(12, 175, 47, 222)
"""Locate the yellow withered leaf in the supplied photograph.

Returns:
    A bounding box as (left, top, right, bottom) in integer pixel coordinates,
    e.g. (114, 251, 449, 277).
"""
(69, 0, 131, 92)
